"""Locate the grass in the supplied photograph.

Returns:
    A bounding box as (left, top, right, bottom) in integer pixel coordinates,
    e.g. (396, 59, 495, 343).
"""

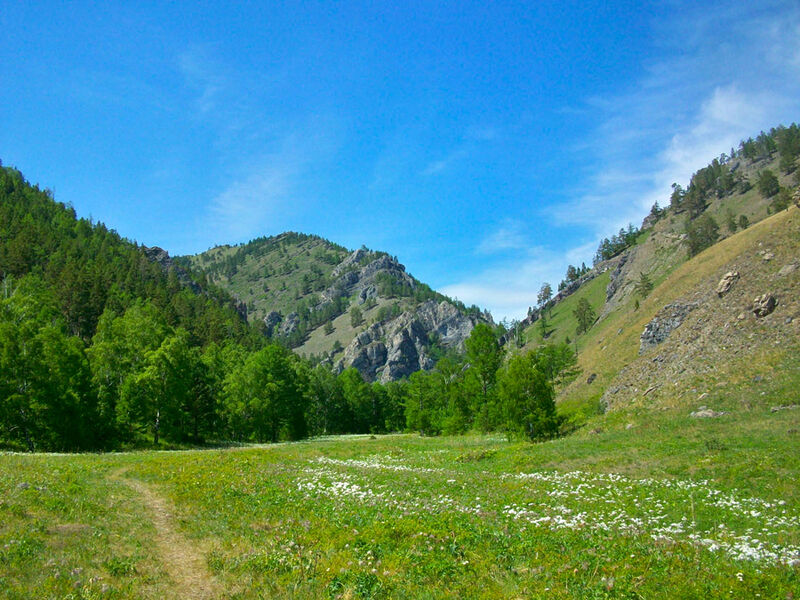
(555, 205, 800, 418)
(2, 382, 799, 599)
(298, 297, 407, 360)
(520, 272, 610, 352)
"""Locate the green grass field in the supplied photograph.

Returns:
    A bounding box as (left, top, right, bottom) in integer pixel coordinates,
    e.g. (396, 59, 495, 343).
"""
(3, 391, 799, 599)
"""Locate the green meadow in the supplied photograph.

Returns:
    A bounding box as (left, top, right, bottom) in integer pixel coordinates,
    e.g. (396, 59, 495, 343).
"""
(2, 395, 799, 600)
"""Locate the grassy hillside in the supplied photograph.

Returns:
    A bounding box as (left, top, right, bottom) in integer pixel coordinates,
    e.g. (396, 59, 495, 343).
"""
(556, 206, 800, 422)
(519, 272, 610, 351)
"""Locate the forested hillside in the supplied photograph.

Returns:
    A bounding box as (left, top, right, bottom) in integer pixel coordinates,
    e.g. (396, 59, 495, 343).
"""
(2, 123, 798, 453)
(0, 164, 559, 451)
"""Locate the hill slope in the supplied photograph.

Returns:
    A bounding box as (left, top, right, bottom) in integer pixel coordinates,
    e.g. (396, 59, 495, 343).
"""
(507, 126, 800, 426)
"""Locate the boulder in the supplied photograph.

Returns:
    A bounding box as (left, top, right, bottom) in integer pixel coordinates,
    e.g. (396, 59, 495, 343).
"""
(777, 263, 798, 278)
(715, 271, 739, 297)
(752, 294, 776, 318)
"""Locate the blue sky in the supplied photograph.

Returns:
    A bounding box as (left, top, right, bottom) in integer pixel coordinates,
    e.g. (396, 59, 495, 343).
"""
(2, 1, 799, 321)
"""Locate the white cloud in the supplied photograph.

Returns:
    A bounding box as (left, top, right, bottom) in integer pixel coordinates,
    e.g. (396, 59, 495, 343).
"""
(441, 245, 574, 321)
(177, 46, 225, 116)
(421, 147, 469, 176)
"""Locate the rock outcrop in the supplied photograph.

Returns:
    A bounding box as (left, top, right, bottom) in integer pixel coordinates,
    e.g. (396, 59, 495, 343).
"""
(639, 302, 699, 354)
(335, 300, 484, 382)
(319, 250, 416, 309)
(605, 251, 631, 301)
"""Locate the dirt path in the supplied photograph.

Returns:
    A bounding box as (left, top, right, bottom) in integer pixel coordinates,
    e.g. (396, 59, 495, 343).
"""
(108, 468, 222, 599)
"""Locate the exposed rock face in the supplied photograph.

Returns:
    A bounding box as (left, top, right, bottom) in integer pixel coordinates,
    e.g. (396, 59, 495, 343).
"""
(716, 271, 739, 297)
(605, 252, 631, 301)
(335, 300, 484, 382)
(263, 311, 282, 336)
(752, 294, 776, 318)
(279, 312, 300, 336)
(320, 250, 415, 308)
(143, 246, 201, 294)
(639, 302, 699, 354)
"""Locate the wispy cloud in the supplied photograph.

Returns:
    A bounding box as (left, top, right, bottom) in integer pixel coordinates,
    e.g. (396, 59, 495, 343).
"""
(421, 147, 469, 176)
(206, 164, 293, 241)
(441, 244, 573, 321)
(548, 4, 800, 238)
(420, 125, 499, 176)
(177, 45, 226, 116)
(476, 221, 528, 254)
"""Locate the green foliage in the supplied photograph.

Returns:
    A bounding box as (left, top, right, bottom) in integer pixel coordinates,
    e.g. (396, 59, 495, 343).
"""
(349, 305, 364, 328)
(593, 224, 639, 263)
(686, 214, 720, 256)
(633, 272, 653, 300)
(537, 282, 552, 307)
(573, 297, 596, 336)
(223, 345, 308, 442)
(725, 209, 738, 234)
(0, 277, 96, 451)
(769, 187, 791, 213)
(538, 311, 551, 338)
(738, 214, 750, 230)
(497, 352, 559, 440)
(756, 169, 780, 198)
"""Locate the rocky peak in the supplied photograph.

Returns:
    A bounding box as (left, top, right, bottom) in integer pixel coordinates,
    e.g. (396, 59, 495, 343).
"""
(335, 300, 485, 382)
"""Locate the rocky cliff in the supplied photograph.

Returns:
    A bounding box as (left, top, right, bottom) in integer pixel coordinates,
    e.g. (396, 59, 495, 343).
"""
(335, 299, 484, 382)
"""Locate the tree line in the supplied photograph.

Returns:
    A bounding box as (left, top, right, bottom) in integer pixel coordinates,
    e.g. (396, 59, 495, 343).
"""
(0, 164, 566, 451)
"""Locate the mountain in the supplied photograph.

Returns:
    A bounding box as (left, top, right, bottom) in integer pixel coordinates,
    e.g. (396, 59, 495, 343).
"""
(179, 235, 492, 382)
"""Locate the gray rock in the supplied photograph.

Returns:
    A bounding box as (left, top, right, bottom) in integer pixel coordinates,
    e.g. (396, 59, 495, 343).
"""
(715, 271, 739, 297)
(605, 252, 629, 301)
(752, 294, 776, 318)
(278, 312, 300, 336)
(690, 408, 727, 418)
(639, 302, 699, 354)
(335, 300, 484, 382)
(586, 373, 597, 384)
(17, 482, 30, 490)
(777, 263, 798, 278)
(263, 311, 282, 336)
